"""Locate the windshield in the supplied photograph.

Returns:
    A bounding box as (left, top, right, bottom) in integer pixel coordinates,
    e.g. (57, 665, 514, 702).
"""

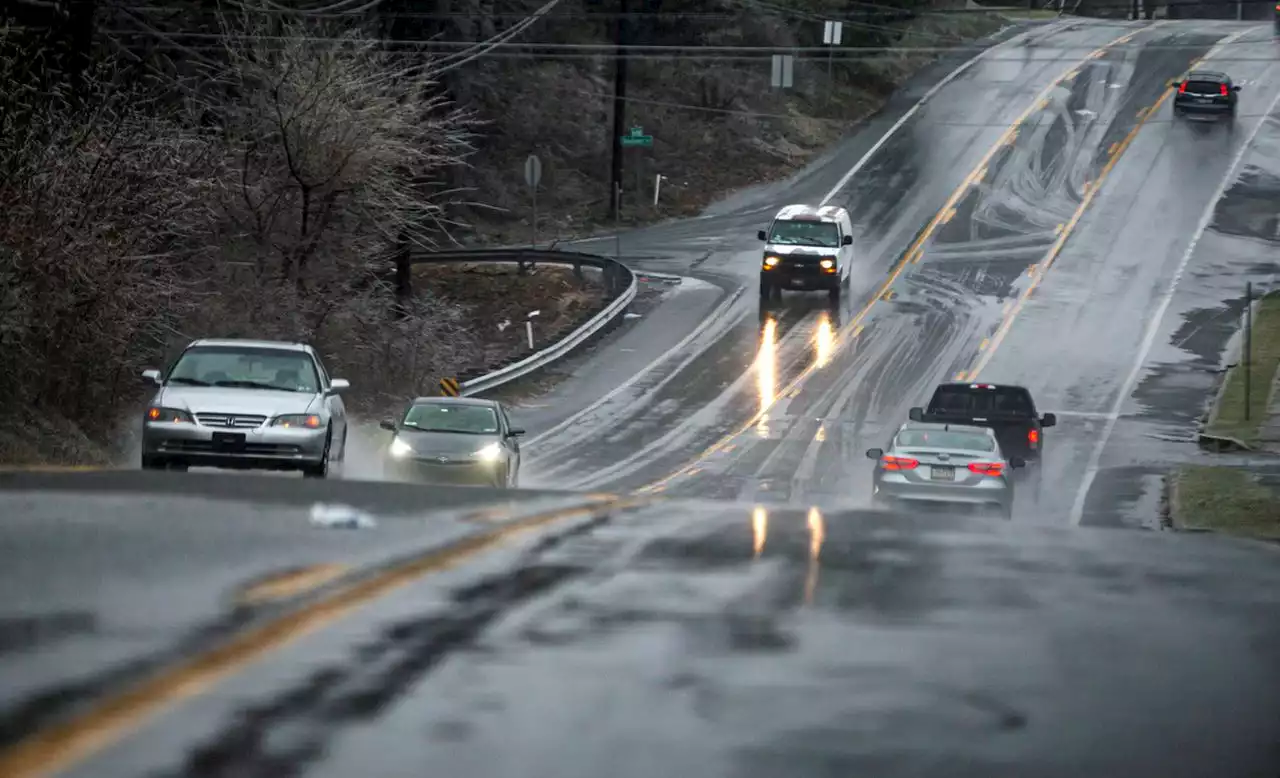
(166, 347, 320, 392)
(403, 403, 499, 434)
(768, 219, 840, 248)
(896, 429, 995, 451)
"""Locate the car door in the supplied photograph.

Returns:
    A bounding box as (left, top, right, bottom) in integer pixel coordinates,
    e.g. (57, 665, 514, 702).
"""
(313, 354, 347, 449)
(500, 405, 520, 473)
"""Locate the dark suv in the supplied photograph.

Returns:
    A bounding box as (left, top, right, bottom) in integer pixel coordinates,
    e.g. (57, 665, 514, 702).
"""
(1171, 70, 1240, 120)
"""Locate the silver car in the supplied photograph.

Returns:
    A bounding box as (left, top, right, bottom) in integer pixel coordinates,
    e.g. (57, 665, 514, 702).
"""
(140, 339, 349, 477)
(865, 421, 1025, 519)
(380, 397, 523, 488)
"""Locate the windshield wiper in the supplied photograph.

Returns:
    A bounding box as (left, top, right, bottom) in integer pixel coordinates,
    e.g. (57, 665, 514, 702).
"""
(212, 380, 284, 391)
(167, 377, 210, 386)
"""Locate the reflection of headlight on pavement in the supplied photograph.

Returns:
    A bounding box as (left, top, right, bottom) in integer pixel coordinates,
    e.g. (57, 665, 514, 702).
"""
(389, 437, 413, 458)
(474, 442, 502, 462)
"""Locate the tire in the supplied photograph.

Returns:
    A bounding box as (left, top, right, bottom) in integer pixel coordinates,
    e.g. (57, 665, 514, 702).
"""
(141, 455, 165, 471)
(828, 284, 841, 305)
(303, 434, 331, 479)
(759, 280, 771, 301)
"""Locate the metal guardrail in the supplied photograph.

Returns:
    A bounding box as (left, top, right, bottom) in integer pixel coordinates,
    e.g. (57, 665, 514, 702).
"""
(407, 248, 638, 396)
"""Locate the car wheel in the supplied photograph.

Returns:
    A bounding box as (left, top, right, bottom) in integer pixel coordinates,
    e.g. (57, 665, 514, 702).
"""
(759, 280, 771, 301)
(828, 285, 841, 305)
(303, 434, 331, 479)
(141, 456, 165, 471)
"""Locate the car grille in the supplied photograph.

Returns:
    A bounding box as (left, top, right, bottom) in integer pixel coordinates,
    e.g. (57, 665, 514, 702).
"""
(195, 413, 267, 429)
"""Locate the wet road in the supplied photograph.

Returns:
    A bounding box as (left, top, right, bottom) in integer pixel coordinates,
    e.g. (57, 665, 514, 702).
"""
(519, 19, 1280, 530)
(6, 16, 1280, 778)
(2, 482, 1277, 777)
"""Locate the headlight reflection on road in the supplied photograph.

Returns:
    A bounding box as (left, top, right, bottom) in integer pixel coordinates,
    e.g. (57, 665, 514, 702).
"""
(756, 315, 778, 438)
(752, 505, 768, 558)
(805, 506, 825, 605)
(814, 313, 834, 369)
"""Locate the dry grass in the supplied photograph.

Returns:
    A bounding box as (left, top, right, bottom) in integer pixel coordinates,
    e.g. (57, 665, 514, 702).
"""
(1205, 292, 1280, 447)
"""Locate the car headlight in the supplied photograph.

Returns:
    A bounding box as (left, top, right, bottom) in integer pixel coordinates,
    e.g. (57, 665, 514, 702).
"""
(271, 414, 323, 429)
(147, 407, 193, 423)
(763, 255, 781, 268)
(473, 442, 503, 462)
(819, 258, 835, 270)
(388, 437, 414, 458)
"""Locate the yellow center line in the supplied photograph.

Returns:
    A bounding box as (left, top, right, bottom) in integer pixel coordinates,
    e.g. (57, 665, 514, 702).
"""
(0, 494, 644, 778)
(635, 25, 1146, 494)
(965, 26, 1252, 381)
(234, 564, 350, 607)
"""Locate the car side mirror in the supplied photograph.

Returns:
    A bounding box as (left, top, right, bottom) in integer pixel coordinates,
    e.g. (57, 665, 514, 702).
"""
(865, 447, 884, 459)
(379, 419, 397, 432)
(908, 407, 924, 422)
(1041, 412, 1057, 428)
(1170, 80, 1181, 89)
(757, 229, 767, 241)
(328, 378, 350, 394)
(1009, 456, 1027, 469)
(141, 369, 161, 385)
(842, 235, 853, 246)
(508, 428, 526, 437)
(1232, 85, 1241, 92)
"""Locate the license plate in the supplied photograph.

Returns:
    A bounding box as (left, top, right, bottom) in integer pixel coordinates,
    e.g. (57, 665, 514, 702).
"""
(212, 432, 246, 451)
(1194, 97, 1211, 103)
(930, 465, 955, 481)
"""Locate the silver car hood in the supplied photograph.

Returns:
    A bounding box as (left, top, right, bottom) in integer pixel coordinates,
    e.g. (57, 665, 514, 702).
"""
(156, 386, 320, 416)
(396, 430, 501, 457)
(763, 244, 838, 256)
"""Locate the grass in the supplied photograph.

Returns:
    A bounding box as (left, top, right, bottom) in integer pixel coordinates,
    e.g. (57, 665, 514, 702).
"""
(1172, 466, 1280, 540)
(1204, 291, 1280, 447)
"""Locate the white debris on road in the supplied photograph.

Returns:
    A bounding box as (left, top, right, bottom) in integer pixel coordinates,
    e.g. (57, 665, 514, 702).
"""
(309, 503, 377, 529)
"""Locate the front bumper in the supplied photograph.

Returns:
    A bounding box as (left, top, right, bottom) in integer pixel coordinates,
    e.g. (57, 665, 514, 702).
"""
(143, 421, 327, 468)
(385, 456, 508, 487)
(761, 267, 839, 291)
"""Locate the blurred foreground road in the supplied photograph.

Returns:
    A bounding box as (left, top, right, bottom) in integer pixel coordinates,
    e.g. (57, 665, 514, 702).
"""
(1, 472, 1278, 777)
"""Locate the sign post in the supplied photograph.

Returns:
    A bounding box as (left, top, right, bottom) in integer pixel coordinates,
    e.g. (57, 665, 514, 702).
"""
(524, 154, 542, 248)
(822, 21, 842, 97)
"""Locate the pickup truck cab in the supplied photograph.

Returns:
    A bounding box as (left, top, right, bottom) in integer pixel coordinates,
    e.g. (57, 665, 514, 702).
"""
(908, 382, 1055, 460)
(757, 204, 855, 304)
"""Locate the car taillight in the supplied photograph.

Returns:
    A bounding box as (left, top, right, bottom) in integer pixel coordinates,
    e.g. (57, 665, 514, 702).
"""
(1220, 84, 1228, 96)
(881, 455, 919, 471)
(1178, 82, 1187, 93)
(1028, 428, 1040, 446)
(968, 462, 1005, 477)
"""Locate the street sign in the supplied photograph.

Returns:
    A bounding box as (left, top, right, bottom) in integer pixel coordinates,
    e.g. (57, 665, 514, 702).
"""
(440, 377, 460, 397)
(524, 154, 542, 188)
(620, 126, 653, 147)
(823, 20, 843, 45)
(771, 54, 794, 89)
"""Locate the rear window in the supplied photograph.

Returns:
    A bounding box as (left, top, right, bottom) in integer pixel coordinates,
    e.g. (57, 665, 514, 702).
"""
(896, 430, 994, 451)
(1184, 80, 1223, 94)
(928, 386, 1035, 416)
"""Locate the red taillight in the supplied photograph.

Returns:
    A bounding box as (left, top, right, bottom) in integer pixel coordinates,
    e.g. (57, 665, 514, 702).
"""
(1178, 82, 1187, 93)
(881, 455, 919, 471)
(1028, 428, 1040, 446)
(968, 462, 1005, 477)
(1220, 84, 1228, 96)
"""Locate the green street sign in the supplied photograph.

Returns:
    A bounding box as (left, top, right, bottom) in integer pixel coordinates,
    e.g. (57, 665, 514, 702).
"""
(620, 126, 653, 147)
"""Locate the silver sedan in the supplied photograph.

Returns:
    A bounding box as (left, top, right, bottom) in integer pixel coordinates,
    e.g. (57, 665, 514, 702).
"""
(140, 339, 349, 477)
(865, 421, 1025, 519)
(380, 397, 523, 488)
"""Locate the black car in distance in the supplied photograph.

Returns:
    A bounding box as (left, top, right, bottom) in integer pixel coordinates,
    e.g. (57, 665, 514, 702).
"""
(1171, 70, 1240, 120)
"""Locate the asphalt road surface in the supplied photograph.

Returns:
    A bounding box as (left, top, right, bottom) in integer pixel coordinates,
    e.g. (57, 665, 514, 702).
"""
(5, 16, 1280, 778)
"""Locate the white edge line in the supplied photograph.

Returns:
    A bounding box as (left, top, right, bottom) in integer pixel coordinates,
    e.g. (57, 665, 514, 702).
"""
(817, 23, 1046, 206)
(522, 284, 747, 447)
(1067, 47, 1279, 526)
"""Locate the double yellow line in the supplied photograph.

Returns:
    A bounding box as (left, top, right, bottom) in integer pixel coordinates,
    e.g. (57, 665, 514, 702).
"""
(962, 25, 1252, 381)
(0, 494, 643, 778)
(638, 25, 1146, 494)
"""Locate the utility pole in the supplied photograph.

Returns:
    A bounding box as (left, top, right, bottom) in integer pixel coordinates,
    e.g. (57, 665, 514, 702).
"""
(608, 0, 629, 220)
